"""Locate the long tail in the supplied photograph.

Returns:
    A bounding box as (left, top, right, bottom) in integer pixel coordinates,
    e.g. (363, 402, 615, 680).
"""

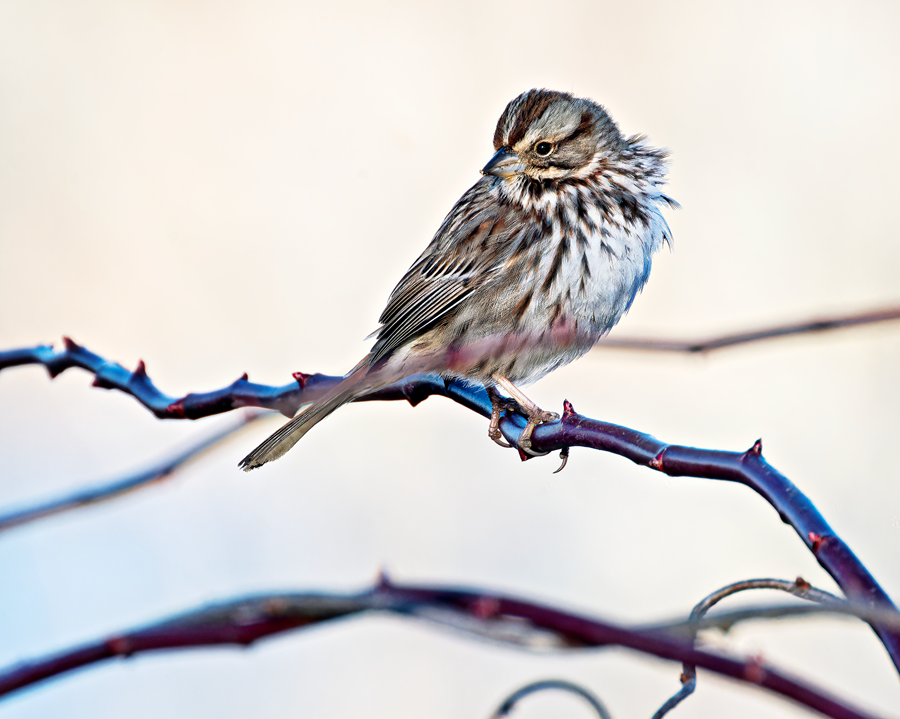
(239, 366, 370, 471)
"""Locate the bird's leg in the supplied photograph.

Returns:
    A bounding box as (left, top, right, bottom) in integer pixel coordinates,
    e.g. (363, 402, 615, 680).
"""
(486, 386, 513, 448)
(491, 374, 559, 455)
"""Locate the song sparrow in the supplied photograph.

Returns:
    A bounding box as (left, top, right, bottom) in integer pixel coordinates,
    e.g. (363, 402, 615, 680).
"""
(240, 89, 676, 470)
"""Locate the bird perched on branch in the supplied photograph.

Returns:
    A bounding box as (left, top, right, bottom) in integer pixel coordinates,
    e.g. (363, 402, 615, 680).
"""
(240, 89, 676, 470)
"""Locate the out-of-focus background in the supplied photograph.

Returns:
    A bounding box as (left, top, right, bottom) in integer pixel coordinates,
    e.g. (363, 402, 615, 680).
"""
(1, 1, 899, 717)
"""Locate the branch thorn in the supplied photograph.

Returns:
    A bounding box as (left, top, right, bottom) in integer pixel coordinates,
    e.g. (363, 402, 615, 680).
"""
(807, 532, 828, 552)
(561, 399, 577, 418)
(292, 371, 311, 389)
(402, 381, 427, 406)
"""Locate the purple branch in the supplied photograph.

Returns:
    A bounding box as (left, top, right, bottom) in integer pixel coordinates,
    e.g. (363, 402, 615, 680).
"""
(524, 406, 900, 668)
(0, 338, 477, 420)
(0, 578, 884, 719)
(2, 338, 898, 670)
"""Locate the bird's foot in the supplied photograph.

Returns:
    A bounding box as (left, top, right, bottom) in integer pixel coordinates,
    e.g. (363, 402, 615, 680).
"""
(517, 408, 559, 456)
(487, 387, 516, 448)
(489, 375, 560, 455)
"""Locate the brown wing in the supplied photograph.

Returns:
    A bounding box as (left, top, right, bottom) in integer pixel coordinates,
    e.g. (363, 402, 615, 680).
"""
(369, 178, 521, 365)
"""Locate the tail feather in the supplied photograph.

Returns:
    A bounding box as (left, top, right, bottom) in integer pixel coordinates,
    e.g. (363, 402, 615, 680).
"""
(239, 368, 367, 471)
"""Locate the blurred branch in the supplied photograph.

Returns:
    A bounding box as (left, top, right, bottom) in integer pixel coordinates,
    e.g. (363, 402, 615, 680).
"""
(2, 338, 899, 670)
(0, 410, 270, 534)
(0, 576, 884, 719)
(596, 305, 900, 353)
(488, 679, 612, 719)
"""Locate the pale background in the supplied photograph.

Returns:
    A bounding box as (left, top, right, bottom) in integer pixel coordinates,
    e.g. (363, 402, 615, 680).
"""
(1, 1, 899, 717)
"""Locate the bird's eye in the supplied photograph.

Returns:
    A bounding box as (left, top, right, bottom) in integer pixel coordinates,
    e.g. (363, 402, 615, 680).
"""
(535, 141, 553, 157)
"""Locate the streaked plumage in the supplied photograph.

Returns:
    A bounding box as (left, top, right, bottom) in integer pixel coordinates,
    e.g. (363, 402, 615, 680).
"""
(240, 89, 676, 470)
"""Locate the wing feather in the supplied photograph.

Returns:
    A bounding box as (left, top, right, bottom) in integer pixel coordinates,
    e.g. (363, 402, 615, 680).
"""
(369, 179, 522, 365)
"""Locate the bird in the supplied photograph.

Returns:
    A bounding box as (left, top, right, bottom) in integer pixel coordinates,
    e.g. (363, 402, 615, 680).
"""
(239, 88, 676, 471)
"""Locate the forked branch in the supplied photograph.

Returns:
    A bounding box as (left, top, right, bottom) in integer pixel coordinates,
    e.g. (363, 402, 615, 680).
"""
(650, 577, 848, 718)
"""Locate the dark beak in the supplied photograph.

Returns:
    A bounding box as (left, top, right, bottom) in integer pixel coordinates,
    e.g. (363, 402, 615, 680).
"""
(481, 147, 525, 178)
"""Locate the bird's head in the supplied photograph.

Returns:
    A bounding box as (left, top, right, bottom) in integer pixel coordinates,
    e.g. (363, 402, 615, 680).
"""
(482, 89, 625, 183)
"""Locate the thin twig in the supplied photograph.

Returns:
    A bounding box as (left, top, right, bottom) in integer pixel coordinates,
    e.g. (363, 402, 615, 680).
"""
(652, 601, 900, 637)
(2, 339, 899, 671)
(0, 410, 271, 534)
(596, 305, 900, 353)
(489, 679, 612, 719)
(650, 577, 845, 718)
(0, 577, 885, 719)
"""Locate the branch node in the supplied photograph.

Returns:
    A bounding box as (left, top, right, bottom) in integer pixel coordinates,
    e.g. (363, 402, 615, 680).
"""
(376, 569, 392, 590)
(649, 450, 665, 471)
(105, 636, 134, 657)
(794, 576, 811, 591)
(471, 596, 501, 619)
(744, 655, 767, 684)
(807, 532, 830, 553)
(165, 399, 187, 418)
(263, 597, 291, 616)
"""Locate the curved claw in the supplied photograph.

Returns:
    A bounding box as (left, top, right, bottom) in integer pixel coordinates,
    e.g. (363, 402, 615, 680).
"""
(487, 378, 560, 457)
(519, 442, 550, 457)
(488, 427, 513, 448)
(516, 408, 559, 457)
(553, 448, 570, 474)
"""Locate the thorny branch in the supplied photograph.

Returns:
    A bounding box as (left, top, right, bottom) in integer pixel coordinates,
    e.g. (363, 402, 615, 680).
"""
(2, 337, 899, 671)
(0, 576, 886, 719)
(595, 305, 900, 353)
